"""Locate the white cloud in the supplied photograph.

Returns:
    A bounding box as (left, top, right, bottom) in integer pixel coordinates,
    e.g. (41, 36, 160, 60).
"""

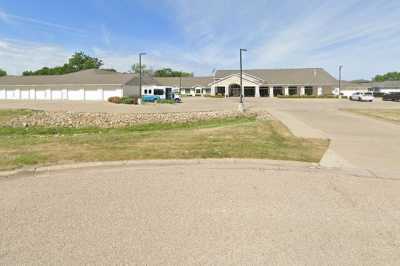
(0, 39, 71, 75)
(0, 8, 85, 35)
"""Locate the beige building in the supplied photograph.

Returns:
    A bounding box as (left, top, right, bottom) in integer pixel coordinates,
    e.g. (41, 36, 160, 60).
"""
(0, 67, 340, 101)
(210, 68, 338, 97)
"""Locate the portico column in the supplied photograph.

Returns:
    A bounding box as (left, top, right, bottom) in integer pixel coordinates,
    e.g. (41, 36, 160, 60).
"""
(255, 86, 260, 97)
(211, 86, 216, 96)
(269, 87, 274, 98)
(300, 86, 305, 96)
(284, 87, 289, 96)
(317, 87, 323, 96)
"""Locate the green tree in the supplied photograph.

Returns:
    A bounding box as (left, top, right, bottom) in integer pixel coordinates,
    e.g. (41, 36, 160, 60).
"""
(131, 63, 153, 75)
(373, 72, 400, 82)
(68, 52, 103, 72)
(154, 68, 193, 77)
(0, 68, 7, 77)
(23, 52, 103, 76)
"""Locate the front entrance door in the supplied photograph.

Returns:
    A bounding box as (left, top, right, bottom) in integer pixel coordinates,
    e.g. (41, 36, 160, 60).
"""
(229, 84, 241, 97)
(165, 88, 172, 100)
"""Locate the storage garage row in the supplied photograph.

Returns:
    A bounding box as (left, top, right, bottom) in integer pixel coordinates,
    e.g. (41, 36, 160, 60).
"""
(0, 69, 140, 101)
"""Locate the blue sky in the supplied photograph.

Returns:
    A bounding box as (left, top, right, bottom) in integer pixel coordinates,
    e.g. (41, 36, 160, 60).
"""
(0, 0, 399, 80)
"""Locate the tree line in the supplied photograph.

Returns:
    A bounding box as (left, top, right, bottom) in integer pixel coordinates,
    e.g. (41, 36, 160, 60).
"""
(373, 72, 400, 82)
(0, 52, 192, 78)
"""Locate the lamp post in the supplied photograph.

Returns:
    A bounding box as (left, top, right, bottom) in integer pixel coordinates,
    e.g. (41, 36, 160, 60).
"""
(239, 48, 247, 112)
(139, 52, 146, 104)
(339, 65, 343, 99)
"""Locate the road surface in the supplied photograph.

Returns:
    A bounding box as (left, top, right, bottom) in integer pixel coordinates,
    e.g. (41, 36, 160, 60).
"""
(1, 160, 400, 265)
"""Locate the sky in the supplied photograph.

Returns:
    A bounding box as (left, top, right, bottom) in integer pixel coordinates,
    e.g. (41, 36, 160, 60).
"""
(0, 0, 399, 80)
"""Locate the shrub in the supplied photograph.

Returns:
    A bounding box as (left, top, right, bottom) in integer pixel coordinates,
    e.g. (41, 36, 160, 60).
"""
(121, 96, 134, 104)
(108, 96, 139, 105)
(108, 96, 122, 104)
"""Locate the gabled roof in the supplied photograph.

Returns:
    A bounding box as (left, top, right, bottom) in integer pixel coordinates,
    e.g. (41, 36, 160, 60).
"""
(0, 69, 136, 86)
(154, 77, 213, 88)
(215, 68, 337, 86)
(370, 81, 400, 88)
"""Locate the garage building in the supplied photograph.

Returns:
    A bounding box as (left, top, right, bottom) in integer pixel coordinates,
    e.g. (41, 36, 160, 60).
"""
(0, 69, 144, 101)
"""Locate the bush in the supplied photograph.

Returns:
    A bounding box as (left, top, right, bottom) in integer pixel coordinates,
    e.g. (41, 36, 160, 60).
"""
(108, 96, 122, 104)
(109, 96, 139, 105)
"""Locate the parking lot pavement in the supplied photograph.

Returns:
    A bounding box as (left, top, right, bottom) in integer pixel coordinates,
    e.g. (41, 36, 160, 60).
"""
(1, 97, 400, 114)
(0, 97, 238, 113)
(255, 98, 400, 179)
(1, 160, 400, 265)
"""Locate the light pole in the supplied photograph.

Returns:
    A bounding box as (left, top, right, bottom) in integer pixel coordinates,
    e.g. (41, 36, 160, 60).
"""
(239, 48, 247, 111)
(338, 65, 343, 99)
(139, 52, 146, 103)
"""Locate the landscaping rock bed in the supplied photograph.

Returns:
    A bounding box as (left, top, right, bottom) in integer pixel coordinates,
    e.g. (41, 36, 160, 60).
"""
(6, 110, 266, 128)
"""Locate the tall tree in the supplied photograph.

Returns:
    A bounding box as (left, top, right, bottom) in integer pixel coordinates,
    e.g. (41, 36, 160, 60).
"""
(373, 71, 400, 82)
(23, 52, 103, 76)
(0, 68, 7, 77)
(68, 52, 103, 72)
(131, 63, 153, 75)
(154, 68, 193, 77)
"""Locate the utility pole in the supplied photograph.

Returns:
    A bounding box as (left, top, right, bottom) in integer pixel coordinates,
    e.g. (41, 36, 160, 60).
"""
(339, 65, 343, 99)
(239, 48, 247, 112)
(139, 52, 146, 104)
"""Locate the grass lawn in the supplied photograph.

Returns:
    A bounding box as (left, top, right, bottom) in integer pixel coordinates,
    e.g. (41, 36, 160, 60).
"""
(0, 109, 37, 124)
(0, 110, 329, 171)
(344, 109, 400, 123)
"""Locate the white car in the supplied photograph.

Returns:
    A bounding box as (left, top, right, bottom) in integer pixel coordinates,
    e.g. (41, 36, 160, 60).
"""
(349, 92, 374, 102)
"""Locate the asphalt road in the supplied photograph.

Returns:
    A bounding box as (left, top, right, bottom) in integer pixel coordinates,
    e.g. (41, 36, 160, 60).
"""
(1, 160, 400, 265)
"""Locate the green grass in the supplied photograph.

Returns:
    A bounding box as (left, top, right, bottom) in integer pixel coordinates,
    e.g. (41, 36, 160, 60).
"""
(344, 109, 400, 123)
(0, 109, 38, 123)
(0, 115, 329, 171)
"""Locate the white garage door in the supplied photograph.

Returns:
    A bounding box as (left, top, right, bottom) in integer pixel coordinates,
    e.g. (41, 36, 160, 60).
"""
(85, 89, 103, 101)
(6, 89, 19, 100)
(51, 89, 63, 100)
(20, 89, 30, 100)
(0, 89, 5, 99)
(35, 90, 50, 100)
(103, 89, 120, 101)
(67, 89, 84, 101)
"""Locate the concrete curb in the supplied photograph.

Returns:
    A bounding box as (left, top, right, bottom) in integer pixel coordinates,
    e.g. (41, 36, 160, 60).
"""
(0, 159, 320, 179)
(0, 158, 386, 181)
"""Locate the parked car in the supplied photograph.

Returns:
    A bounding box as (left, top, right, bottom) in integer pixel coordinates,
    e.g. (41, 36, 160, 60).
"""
(349, 92, 374, 102)
(382, 92, 400, 102)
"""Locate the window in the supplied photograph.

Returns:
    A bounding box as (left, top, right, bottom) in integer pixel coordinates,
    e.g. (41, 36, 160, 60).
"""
(196, 89, 201, 94)
(185, 89, 191, 94)
(154, 89, 164, 96)
(289, 87, 297, 96)
(216, 87, 225, 95)
(305, 86, 314, 96)
(149, 89, 152, 94)
(144, 89, 148, 94)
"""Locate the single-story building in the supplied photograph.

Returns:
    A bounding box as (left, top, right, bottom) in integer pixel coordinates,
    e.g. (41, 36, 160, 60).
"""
(0, 69, 142, 101)
(154, 77, 213, 97)
(209, 68, 338, 97)
(0, 67, 341, 101)
(334, 80, 400, 97)
(369, 81, 400, 94)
